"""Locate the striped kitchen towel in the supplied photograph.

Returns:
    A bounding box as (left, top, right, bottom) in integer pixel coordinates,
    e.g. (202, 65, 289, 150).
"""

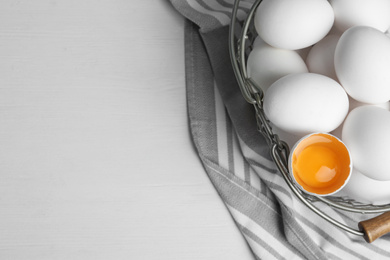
(169, 1, 390, 259)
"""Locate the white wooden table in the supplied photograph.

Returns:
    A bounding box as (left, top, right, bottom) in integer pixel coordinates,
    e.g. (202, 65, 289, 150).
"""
(0, 1, 253, 259)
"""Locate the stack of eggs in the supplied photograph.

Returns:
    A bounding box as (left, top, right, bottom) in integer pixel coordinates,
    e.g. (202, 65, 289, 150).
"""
(247, 0, 390, 204)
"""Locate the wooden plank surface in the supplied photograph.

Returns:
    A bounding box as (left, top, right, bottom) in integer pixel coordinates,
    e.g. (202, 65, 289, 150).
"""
(0, 1, 253, 259)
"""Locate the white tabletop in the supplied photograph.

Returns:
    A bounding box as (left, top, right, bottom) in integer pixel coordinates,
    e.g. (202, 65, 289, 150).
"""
(0, 1, 253, 259)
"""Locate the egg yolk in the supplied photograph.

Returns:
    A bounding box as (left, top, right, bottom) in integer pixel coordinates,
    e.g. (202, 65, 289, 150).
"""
(292, 133, 351, 195)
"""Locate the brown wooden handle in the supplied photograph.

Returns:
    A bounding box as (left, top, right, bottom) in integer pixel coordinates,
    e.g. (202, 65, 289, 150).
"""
(358, 211, 390, 243)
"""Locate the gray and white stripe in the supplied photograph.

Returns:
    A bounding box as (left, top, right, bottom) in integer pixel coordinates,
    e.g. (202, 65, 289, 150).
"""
(171, 0, 252, 32)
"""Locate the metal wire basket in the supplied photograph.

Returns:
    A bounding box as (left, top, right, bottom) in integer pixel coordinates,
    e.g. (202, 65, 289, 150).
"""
(229, 0, 390, 243)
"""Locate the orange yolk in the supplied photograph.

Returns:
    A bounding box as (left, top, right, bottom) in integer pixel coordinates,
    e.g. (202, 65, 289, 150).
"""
(291, 133, 351, 195)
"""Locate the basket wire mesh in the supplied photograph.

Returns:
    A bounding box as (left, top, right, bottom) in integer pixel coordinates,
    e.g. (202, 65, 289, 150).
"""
(229, 0, 390, 240)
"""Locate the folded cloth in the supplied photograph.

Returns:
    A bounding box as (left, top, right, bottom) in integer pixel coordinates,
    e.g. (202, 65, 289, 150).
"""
(170, 1, 390, 259)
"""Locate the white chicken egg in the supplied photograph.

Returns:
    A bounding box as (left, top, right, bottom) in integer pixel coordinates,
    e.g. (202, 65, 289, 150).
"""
(254, 0, 334, 50)
(329, 0, 390, 32)
(306, 34, 340, 81)
(342, 106, 390, 181)
(335, 26, 390, 104)
(247, 43, 308, 93)
(331, 97, 390, 139)
(339, 168, 390, 205)
(263, 73, 349, 136)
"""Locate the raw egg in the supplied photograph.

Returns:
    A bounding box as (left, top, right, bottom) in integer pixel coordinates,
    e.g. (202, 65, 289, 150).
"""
(263, 73, 349, 136)
(289, 133, 352, 196)
(247, 42, 308, 93)
(342, 106, 390, 181)
(334, 26, 390, 104)
(254, 0, 334, 50)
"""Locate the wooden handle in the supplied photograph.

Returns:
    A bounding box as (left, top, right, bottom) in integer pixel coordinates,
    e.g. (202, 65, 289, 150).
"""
(358, 211, 390, 243)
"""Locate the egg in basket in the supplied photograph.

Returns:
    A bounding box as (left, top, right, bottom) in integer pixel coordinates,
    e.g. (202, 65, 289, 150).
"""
(229, 0, 390, 243)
